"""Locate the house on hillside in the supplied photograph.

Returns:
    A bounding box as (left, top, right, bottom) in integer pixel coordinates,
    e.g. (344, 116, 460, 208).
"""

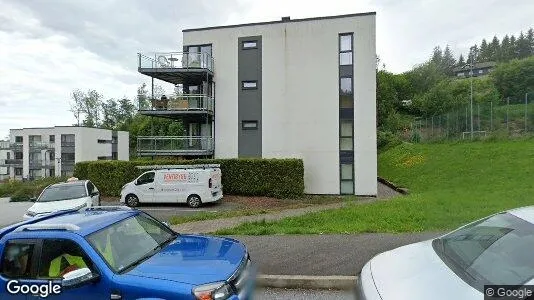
(136, 12, 377, 196)
(453, 61, 497, 78)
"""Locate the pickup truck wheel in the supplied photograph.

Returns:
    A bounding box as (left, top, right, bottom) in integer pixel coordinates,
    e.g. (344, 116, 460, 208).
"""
(187, 195, 202, 208)
(125, 194, 139, 207)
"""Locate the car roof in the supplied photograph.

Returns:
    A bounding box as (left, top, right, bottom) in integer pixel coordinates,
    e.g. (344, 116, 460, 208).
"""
(1, 208, 139, 238)
(507, 206, 534, 224)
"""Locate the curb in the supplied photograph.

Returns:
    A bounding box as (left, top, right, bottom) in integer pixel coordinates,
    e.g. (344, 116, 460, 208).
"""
(377, 176, 409, 195)
(256, 274, 357, 290)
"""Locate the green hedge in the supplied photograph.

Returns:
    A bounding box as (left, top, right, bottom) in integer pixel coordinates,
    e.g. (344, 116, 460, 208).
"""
(0, 177, 68, 202)
(74, 158, 304, 198)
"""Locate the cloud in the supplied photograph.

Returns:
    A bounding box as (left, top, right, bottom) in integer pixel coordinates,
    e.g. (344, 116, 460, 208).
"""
(0, 0, 533, 138)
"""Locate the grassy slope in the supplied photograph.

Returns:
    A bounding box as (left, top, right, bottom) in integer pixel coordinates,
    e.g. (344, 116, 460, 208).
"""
(217, 139, 534, 235)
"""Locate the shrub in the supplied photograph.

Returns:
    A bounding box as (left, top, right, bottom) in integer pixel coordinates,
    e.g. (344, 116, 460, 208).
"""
(74, 158, 304, 199)
(0, 177, 67, 201)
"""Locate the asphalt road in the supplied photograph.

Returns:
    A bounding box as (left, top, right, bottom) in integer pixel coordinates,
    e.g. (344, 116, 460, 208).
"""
(0, 198, 33, 227)
(254, 288, 354, 300)
(233, 233, 443, 276)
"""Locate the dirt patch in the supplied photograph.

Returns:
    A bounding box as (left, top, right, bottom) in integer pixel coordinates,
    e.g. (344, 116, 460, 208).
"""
(101, 196, 120, 203)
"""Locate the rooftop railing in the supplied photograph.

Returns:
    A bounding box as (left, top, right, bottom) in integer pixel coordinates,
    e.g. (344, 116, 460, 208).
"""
(137, 136, 214, 155)
(139, 94, 214, 112)
(138, 52, 214, 72)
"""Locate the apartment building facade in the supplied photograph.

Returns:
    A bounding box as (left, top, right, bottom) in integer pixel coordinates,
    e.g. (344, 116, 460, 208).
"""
(137, 12, 377, 195)
(0, 126, 129, 180)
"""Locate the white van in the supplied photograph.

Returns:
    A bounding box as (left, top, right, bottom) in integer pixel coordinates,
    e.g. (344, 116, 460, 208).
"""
(120, 164, 223, 208)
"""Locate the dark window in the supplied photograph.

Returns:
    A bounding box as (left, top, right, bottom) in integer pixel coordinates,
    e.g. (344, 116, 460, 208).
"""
(62, 153, 75, 162)
(50, 168, 55, 177)
(242, 81, 258, 89)
(15, 168, 22, 176)
(97, 156, 109, 160)
(50, 151, 55, 161)
(242, 120, 259, 130)
(112, 136, 118, 144)
(242, 41, 257, 49)
(6, 152, 10, 159)
(340, 77, 352, 94)
(340, 95, 353, 108)
(87, 181, 95, 194)
(15, 136, 22, 143)
(14, 152, 23, 159)
(49, 135, 55, 143)
(112, 152, 118, 160)
(0, 241, 36, 278)
(97, 139, 112, 144)
(61, 134, 75, 146)
(38, 239, 94, 279)
(137, 172, 155, 185)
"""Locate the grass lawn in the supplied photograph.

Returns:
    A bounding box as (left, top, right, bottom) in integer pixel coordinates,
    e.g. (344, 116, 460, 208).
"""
(216, 139, 534, 235)
(169, 195, 350, 225)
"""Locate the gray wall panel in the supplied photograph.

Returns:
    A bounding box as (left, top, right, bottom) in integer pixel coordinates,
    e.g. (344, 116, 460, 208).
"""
(238, 36, 262, 157)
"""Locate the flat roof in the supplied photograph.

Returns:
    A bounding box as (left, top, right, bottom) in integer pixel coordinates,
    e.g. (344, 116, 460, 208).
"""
(10, 126, 128, 133)
(183, 12, 376, 33)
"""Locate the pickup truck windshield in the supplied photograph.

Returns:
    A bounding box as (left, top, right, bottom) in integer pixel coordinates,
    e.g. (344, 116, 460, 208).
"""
(432, 212, 534, 292)
(38, 184, 87, 202)
(86, 214, 176, 273)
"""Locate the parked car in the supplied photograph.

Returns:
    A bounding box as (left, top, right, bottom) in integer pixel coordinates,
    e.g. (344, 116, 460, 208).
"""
(121, 165, 223, 208)
(23, 179, 100, 220)
(0, 206, 255, 299)
(356, 206, 534, 299)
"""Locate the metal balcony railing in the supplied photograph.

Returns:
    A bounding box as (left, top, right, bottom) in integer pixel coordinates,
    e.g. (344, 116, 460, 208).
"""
(29, 142, 54, 149)
(139, 94, 214, 112)
(137, 136, 214, 155)
(0, 142, 22, 150)
(0, 159, 22, 166)
(138, 52, 214, 72)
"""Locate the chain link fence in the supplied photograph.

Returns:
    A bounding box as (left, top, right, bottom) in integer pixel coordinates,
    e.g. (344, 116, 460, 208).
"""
(404, 94, 533, 142)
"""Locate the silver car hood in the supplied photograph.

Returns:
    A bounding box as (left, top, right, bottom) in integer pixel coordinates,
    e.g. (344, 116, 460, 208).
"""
(370, 240, 481, 300)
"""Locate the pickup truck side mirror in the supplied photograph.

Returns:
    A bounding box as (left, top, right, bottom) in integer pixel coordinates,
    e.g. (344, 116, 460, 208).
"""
(62, 268, 99, 289)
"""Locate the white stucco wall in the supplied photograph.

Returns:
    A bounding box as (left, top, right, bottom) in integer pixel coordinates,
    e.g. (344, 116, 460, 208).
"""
(183, 13, 377, 195)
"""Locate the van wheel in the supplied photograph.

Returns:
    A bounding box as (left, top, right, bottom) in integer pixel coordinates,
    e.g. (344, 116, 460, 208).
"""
(187, 195, 202, 208)
(125, 194, 139, 207)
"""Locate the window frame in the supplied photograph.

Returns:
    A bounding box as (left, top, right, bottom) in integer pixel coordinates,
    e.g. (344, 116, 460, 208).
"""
(242, 120, 259, 130)
(0, 239, 41, 279)
(15, 136, 23, 143)
(15, 168, 23, 176)
(241, 80, 258, 90)
(242, 41, 258, 49)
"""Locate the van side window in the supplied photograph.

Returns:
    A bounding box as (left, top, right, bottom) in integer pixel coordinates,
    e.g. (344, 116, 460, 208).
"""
(137, 172, 155, 185)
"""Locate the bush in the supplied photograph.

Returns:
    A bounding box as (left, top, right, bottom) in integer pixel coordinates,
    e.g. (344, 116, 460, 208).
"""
(0, 177, 67, 201)
(74, 158, 305, 199)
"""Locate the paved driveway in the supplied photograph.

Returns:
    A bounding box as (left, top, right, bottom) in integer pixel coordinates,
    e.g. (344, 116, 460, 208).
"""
(0, 198, 33, 227)
(233, 233, 443, 276)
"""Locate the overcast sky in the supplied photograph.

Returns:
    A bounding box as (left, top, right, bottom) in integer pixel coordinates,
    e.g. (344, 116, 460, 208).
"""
(0, 0, 533, 138)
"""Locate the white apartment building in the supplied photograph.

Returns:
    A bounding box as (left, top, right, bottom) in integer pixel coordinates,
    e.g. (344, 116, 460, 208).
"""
(137, 12, 377, 195)
(0, 140, 9, 181)
(0, 126, 129, 180)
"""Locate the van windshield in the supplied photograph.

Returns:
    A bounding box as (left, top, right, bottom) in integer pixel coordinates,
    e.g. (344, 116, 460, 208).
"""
(38, 184, 87, 202)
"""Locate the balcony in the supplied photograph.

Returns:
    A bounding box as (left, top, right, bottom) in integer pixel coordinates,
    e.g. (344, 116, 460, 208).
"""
(139, 94, 214, 118)
(29, 142, 54, 150)
(0, 142, 22, 150)
(0, 159, 22, 167)
(29, 159, 43, 169)
(137, 136, 214, 156)
(138, 52, 214, 84)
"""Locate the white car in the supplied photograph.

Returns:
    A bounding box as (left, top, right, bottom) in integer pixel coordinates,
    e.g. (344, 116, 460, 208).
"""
(121, 165, 223, 208)
(23, 179, 100, 220)
(356, 206, 534, 299)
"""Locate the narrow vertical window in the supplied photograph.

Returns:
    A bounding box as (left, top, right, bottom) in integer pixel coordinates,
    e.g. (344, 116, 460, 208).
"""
(339, 33, 354, 195)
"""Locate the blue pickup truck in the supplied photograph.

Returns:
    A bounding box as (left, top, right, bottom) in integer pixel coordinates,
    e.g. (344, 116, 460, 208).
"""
(0, 206, 255, 299)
